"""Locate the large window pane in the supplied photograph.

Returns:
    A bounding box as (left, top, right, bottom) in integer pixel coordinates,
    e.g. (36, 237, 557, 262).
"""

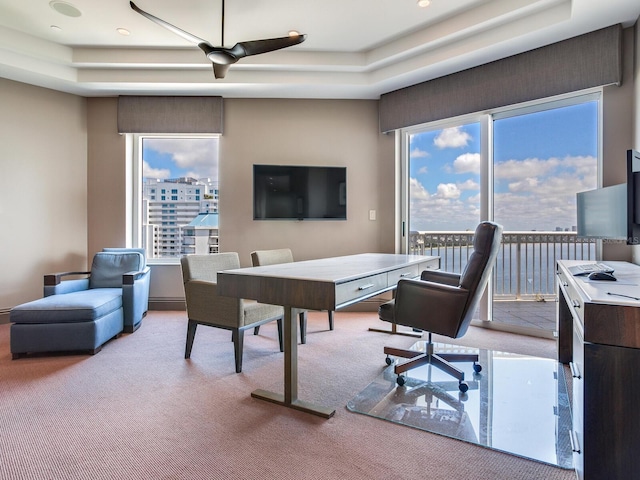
(491, 101, 598, 333)
(140, 136, 220, 260)
(408, 123, 481, 273)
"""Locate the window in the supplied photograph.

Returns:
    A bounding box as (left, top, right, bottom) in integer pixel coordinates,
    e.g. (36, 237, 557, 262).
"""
(132, 135, 220, 262)
(402, 91, 600, 335)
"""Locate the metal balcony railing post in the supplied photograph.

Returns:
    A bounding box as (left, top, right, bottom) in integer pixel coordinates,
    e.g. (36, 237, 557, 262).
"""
(516, 240, 522, 300)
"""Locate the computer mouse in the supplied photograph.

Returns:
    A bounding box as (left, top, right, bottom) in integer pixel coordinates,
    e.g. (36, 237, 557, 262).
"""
(588, 271, 617, 281)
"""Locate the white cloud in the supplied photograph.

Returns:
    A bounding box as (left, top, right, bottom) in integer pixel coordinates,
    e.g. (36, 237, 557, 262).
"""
(410, 147, 429, 158)
(436, 183, 461, 199)
(409, 177, 430, 200)
(508, 177, 538, 192)
(457, 179, 479, 191)
(495, 157, 560, 181)
(453, 153, 480, 174)
(434, 127, 471, 149)
(144, 137, 219, 179)
(142, 161, 171, 179)
(410, 154, 597, 231)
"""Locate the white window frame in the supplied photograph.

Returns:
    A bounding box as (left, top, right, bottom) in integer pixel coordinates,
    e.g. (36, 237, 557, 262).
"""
(127, 133, 220, 265)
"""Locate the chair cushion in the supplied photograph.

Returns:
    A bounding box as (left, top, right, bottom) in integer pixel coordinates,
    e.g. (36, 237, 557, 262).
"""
(10, 289, 122, 324)
(243, 300, 284, 326)
(102, 248, 147, 267)
(89, 252, 145, 289)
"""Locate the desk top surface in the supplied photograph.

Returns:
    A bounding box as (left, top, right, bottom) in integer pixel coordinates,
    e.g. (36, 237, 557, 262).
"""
(220, 253, 438, 284)
(558, 260, 640, 306)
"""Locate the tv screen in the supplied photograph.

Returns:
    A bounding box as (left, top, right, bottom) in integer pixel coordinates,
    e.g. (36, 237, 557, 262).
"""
(577, 184, 627, 240)
(253, 165, 347, 220)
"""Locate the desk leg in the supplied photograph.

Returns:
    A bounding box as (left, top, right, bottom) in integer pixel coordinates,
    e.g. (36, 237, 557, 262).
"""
(251, 306, 336, 418)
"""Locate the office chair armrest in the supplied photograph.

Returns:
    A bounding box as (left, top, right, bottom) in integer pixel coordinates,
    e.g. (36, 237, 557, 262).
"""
(393, 278, 469, 332)
(420, 270, 460, 286)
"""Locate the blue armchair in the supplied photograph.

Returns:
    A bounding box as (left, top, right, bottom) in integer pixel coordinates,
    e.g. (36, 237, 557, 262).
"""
(10, 249, 151, 358)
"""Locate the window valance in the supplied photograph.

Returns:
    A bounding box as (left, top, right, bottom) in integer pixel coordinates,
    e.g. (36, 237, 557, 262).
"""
(117, 96, 223, 134)
(379, 24, 622, 133)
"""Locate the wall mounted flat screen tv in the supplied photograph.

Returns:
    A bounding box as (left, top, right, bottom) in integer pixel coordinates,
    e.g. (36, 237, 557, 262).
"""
(253, 165, 346, 220)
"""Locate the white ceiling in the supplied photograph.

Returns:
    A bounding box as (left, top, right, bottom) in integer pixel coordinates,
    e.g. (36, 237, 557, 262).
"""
(0, 0, 639, 99)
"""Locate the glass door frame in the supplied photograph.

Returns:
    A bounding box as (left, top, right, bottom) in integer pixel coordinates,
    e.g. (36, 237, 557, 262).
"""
(398, 90, 602, 334)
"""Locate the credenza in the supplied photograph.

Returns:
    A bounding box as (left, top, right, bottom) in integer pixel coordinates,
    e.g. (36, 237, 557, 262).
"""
(557, 260, 640, 480)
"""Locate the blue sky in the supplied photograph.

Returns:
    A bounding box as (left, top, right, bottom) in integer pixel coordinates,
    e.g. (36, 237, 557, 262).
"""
(409, 101, 598, 231)
(142, 137, 219, 181)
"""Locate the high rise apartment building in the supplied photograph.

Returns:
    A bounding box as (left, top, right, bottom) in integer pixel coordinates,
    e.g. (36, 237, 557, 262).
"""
(142, 177, 219, 258)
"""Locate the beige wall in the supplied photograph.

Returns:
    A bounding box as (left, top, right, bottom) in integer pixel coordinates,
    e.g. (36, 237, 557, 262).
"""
(220, 98, 395, 263)
(0, 78, 88, 317)
(87, 98, 127, 256)
(84, 97, 395, 303)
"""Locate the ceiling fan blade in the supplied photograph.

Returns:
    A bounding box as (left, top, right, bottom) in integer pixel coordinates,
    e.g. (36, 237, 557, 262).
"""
(130, 2, 210, 47)
(231, 35, 307, 59)
(213, 63, 231, 79)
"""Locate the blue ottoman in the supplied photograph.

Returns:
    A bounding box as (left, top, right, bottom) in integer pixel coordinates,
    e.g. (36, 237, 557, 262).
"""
(10, 289, 124, 359)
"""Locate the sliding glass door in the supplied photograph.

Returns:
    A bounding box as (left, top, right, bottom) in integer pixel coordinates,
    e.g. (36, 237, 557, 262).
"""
(491, 100, 598, 334)
(402, 93, 600, 337)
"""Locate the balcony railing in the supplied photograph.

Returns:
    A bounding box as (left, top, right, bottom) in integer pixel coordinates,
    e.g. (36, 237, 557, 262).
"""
(409, 231, 598, 300)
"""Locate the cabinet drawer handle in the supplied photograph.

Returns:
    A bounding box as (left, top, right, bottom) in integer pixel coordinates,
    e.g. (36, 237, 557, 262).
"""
(569, 362, 582, 379)
(563, 282, 568, 287)
(569, 430, 581, 454)
(358, 283, 375, 290)
(399, 272, 413, 277)
(572, 299, 580, 308)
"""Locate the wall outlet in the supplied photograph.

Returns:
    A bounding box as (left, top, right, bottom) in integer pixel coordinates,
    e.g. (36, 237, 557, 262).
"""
(369, 210, 376, 221)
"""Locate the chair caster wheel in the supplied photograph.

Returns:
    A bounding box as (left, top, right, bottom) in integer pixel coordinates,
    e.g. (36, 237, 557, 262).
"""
(458, 382, 469, 393)
(396, 375, 406, 386)
(385, 356, 393, 366)
(473, 363, 482, 373)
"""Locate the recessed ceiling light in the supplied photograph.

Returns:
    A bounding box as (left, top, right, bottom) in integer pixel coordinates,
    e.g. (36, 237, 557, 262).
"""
(417, 0, 431, 7)
(117, 28, 131, 36)
(50, 25, 62, 33)
(49, 1, 82, 18)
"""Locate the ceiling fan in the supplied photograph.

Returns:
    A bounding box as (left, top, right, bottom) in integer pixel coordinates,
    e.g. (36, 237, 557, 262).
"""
(129, 1, 306, 79)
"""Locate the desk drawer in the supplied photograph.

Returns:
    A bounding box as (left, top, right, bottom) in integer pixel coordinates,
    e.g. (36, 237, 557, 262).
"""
(388, 265, 420, 286)
(558, 269, 585, 324)
(419, 259, 440, 272)
(336, 273, 388, 305)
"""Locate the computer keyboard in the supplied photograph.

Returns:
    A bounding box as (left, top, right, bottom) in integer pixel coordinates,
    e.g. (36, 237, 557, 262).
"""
(569, 263, 615, 276)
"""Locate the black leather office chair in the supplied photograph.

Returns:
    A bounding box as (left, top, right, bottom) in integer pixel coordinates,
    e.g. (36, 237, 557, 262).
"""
(379, 221, 503, 391)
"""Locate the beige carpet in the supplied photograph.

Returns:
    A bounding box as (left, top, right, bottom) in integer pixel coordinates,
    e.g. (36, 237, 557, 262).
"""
(0, 311, 573, 480)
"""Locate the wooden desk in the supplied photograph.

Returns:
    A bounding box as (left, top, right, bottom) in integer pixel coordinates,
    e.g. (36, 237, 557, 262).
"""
(557, 260, 640, 480)
(217, 253, 439, 418)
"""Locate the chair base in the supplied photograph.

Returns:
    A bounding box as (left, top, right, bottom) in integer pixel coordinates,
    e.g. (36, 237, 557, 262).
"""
(384, 334, 480, 392)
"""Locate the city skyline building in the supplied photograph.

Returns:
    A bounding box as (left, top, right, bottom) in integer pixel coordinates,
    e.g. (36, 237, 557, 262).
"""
(142, 177, 219, 258)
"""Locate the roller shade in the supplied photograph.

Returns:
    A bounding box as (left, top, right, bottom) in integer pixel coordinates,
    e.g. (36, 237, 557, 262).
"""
(379, 24, 622, 133)
(117, 96, 223, 134)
